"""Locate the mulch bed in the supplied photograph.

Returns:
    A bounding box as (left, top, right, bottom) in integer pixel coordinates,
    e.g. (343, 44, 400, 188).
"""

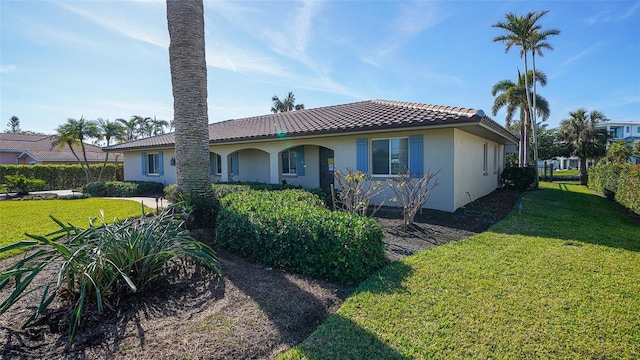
(0, 188, 521, 359)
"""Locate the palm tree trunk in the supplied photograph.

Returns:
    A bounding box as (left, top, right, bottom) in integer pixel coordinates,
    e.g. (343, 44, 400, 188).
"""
(98, 137, 110, 182)
(579, 156, 588, 185)
(167, 0, 213, 197)
(522, 53, 533, 167)
(78, 140, 95, 183)
(531, 52, 540, 187)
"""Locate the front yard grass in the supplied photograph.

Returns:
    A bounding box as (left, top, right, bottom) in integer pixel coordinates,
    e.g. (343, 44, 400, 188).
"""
(281, 182, 640, 359)
(0, 199, 151, 259)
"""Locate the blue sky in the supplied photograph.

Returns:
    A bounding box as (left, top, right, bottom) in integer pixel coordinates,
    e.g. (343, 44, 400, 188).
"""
(1, 0, 639, 136)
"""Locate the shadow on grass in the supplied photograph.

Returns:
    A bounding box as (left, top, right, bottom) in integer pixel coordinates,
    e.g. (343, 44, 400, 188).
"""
(492, 183, 640, 252)
(285, 314, 411, 359)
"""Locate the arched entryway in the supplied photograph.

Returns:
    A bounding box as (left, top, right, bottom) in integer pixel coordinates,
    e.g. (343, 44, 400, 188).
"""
(319, 146, 335, 189)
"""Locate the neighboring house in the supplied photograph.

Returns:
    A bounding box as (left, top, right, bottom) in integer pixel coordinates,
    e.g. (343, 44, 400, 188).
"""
(552, 120, 640, 168)
(0, 133, 119, 165)
(105, 99, 518, 212)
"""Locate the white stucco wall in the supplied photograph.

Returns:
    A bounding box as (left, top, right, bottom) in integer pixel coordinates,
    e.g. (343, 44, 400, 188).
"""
(452, 129, 501, 210)
(118, 127, 510, 212)
(123, 148, 176, 186)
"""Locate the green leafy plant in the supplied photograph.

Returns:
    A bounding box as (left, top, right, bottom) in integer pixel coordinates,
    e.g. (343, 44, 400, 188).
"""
(216, 189, 386, 285)
(387, 169, 440, 230)
(0, 203, 220, 344)
(332, 168, 385, 217)
(0, 164, 121, 190)
(501, 167, 536, 189)
(83, 180, 164, 197)
(3, 174, 47, 194)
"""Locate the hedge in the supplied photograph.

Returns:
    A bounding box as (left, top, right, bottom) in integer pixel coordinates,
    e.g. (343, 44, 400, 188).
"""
(83, 181, 164, 197)
(588, 163, 639, 215)
(0, 164, 121, 190)
(501, 166, 536, 190)
(215, 189, 387, 285)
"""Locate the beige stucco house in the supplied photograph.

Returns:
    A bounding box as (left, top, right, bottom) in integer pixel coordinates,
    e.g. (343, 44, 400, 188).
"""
(105, 99, 518, 212)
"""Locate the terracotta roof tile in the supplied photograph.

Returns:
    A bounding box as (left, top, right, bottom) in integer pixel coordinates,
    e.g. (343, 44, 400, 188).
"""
(106, 99, 516, 151)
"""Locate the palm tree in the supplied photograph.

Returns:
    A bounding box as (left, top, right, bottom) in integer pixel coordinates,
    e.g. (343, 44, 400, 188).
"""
(116, 117, 140, 141)
(167, 0, 213, 197)
(271, 91, 305, 113)
(151, 117, 170, 135)
(51, 118, 100, 183)
(493, 10, 555, 186)
(558, 108, 609, 185)
(97, 118, 126, 181)
(491, 69, 549, 165)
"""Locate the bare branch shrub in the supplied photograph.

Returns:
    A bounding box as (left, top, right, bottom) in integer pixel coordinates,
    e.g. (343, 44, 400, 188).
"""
(387, 169, 441, 230)
(332, 168, 385, 217)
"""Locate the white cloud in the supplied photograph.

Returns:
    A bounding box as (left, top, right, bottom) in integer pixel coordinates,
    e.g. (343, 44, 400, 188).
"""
(586, 2, 640, 25)
(0, 65, 18, 73)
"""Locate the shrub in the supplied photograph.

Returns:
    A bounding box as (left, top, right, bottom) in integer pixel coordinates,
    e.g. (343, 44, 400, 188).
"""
(3, 174, 47, 194)
(0, 203, 220, 344)
(173, 191, 220, 229)
(332, 168, 385, 216)
(83, 181, 164, 197)
(387, 169, 440, 230)
(164, 182, 303, 203)
(588, 163, 630, 196)
(501, 167, 536, 190)
(614, 165, 640, 215)
(0, 164, 121, 190)
(215, 190, 386, 285)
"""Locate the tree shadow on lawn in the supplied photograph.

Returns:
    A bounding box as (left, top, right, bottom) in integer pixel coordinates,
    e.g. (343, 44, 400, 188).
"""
(492, 184, 640, 252)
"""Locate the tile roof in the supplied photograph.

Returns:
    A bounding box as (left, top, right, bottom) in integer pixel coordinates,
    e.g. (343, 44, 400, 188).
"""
(105, 99, 518, 151)
(0, 133, 115, 163)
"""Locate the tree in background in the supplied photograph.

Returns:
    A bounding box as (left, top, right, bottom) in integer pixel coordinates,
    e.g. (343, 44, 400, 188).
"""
(603, 140, 633, 164)
(97, 118, 126, 181)
(5, 116, 20, 133)
(51, 119, 92, 183)
(491, 69, 549, 165)
(167, 0, 214, 197)
(271, 92, 305, 113)
(493, 10, 559, 187)
(558, 108, 609, 185)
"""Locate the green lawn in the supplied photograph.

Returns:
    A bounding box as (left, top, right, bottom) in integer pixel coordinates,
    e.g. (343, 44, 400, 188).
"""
(281, 182, 640, 359)
(0, 199, 151, 259)
(540, 169, 580, 176)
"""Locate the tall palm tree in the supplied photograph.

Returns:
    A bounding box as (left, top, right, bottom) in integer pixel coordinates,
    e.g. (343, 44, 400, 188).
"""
(151, 117, 170, 135)
(97, 118, 126, 181)
(558, 108, 609, 185)
(492, 69, 549, 165)
(528, 17, 560, 183)
(51, 118, 100, 183)
(493, 10, 555, 186)
(167, 0, 213, 197)
(271, 91, 305, 113)
(116, 117, 140, 141)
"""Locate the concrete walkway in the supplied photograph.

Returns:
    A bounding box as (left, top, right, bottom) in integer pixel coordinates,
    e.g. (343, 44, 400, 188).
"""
(25, 190, 170, 210)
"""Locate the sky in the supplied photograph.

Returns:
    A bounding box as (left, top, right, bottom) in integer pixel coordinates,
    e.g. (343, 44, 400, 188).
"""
(1, 0, 639, 136)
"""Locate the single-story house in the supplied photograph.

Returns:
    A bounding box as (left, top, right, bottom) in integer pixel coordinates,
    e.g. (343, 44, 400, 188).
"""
(0, 133, 120, 165)
(105, 99, 518, 212)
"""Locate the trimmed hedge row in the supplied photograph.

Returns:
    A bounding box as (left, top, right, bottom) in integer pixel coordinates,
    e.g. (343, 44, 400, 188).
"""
(588, 163, 639, 215)
(215, 189, 387, 285)
(501, 166, 536, 190)
(0, 164, 121, 190)
(83, 181, 165, 197)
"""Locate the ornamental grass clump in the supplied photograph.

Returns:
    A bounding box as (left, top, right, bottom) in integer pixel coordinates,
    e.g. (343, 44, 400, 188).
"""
(0, 202, 220, 344)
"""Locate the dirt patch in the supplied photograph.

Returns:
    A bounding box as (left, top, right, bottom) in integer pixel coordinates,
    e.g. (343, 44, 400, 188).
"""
(0, 188, 521, 359)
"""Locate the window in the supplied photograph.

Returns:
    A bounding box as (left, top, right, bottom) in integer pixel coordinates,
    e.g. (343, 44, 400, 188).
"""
(626, 126, 630, 133)
(483, 143, 488, 175)
(282, 148, 298, 174)
(209, 152, 222, 175)
(493, 144, 498, 173)
(147, 153, 160, 175)
(372, 138, 408, 175)
(637, 126, 640, 133)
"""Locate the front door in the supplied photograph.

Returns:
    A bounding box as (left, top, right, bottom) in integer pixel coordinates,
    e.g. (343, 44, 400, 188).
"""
(319, 147, 334, 189)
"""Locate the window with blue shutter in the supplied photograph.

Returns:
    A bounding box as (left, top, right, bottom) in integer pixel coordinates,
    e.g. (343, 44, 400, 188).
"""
(356, 138, 368, 173)
(158, 152, 164, 176)
(209, 152, 215, 175)
(231, 152, 239, 175)
(141, 152, 147, 175)
(409, 134, 423, 178)
(296, 146, 305, 176)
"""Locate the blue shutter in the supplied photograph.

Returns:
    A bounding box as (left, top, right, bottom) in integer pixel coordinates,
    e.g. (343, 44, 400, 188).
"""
(209, 152, 215, 175)
(356, 138, 368, 173)
(296, 146, 305, 176)
(231, 152, 239, 175)
(158, 152, 164, 176)
(141, 152, 147, 175)
(409, 135, 423, 178)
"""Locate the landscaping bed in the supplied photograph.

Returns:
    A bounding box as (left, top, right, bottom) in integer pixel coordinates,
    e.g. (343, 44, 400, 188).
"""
(0, 188, 521, 359)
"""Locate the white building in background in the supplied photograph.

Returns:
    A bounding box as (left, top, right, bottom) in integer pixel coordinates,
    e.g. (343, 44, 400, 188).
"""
(549, 120, 640, 169)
